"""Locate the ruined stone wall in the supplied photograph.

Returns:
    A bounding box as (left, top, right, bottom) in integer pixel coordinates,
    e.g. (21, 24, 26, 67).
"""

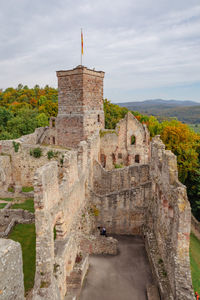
(0, 239, 25, 300)
(91, 161, 151, 234)
(33, 132, 101, 300)
(144, 136, 194, 300)
(0, 209, 34, 226)
(191, 215, 200, 240)
(100, 112, 150, 170)
(0, 139, 69, 192)
(55, 66, 104, 148)
(0, 155, 12, 193)
(17, 127, 48, 145)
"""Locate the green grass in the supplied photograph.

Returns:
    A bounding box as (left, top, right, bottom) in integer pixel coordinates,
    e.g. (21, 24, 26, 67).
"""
(11, 198, 34, 213)
(0, 197, 14, 201)
(8, 223, 36, 294)
(0, 203, 7, 209)
(21, 186, 34, 193)
(190, 233, 200, 295)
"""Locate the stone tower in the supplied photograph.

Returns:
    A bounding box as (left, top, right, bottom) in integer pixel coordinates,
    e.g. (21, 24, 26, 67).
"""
(55, 65, 105, 148)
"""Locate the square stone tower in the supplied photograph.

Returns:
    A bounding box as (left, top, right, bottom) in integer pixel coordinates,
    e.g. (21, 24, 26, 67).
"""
(55, 65, 105, 147)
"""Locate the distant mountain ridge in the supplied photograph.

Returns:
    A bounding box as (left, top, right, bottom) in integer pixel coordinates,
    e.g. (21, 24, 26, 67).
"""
(117, 99, 199, 108)
(116, 99, 200, 124)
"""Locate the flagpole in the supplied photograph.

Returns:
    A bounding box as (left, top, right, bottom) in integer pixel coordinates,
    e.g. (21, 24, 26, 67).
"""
(81, 28, 83, 66)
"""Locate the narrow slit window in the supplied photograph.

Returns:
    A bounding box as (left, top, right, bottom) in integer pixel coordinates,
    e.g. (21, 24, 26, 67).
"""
(135, 154, 140, 163)
(131, 135, 136, 145)
(118, 153, 122, 159)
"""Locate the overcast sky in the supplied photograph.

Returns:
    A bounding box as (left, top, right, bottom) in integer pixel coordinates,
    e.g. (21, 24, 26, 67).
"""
(1, 0, 200, 102)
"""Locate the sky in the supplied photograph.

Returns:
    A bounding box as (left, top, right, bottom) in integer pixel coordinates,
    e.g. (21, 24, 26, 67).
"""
(1, 0, 200, 103)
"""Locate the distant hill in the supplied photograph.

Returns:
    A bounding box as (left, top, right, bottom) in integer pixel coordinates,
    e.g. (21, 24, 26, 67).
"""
(116, 99, 200, 124)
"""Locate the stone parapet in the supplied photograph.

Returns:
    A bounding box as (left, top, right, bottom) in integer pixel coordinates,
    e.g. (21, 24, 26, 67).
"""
(146, 136, 195, 300)
(80, 234, 118, 255)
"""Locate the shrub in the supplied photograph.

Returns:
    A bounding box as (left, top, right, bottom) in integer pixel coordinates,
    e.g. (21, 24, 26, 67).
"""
(30, 147, 42, 158)
(47, 150, 58, 160)
(13, 141, 20, 152)
(8, 186, 15, 193)
(60, 154, 64, 166)
(114, 163, 123, 169)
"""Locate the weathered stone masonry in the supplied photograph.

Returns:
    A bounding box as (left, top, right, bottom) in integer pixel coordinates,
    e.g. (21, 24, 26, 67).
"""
(54, 66, 105, 148)
(0, 65, 195, 300)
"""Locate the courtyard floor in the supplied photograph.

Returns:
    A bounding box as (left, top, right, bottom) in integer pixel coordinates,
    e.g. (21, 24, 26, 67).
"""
(80, 235, 154, 300)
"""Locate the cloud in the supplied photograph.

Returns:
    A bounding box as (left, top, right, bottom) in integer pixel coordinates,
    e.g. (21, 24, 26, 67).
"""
(0, 0, 200, 101)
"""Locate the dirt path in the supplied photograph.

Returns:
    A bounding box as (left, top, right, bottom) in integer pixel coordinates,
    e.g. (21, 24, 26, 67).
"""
(80, 235, 154, 300)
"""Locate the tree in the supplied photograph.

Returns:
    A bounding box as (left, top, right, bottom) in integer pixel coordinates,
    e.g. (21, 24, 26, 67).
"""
(36, 113, 49, 127)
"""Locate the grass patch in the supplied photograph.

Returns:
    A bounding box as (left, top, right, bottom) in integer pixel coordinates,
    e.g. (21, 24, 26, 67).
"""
(8, 223, 36, 294)
(0, 203, 7, 209)
(190, 233, 200, 295)
(0, 197, 14, 201)
(11, 198, 34, 213)
(22, 186, 34, 193)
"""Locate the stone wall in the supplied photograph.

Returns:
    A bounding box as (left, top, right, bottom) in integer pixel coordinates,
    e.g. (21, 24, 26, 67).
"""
(92, 161, 151, 235)
(100, 112, 150, 170)
(191, 215, 200, 240)
(144, 136, 194, 300)
(0, 139, 69, 192)
(0, 155, 12, 193)
(0, 239, 25, 300)
(32, 132, 102, 300)
(0, 209, 34, 238)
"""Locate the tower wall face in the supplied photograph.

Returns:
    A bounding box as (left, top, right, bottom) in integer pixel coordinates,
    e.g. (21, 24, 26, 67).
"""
(56, 66, 105, 147)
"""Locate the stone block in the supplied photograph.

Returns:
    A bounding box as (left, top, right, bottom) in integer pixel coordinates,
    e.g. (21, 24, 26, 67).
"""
(0, 239, 25, 300)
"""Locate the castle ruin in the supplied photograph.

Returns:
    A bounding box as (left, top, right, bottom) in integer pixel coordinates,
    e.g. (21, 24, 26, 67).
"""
(0, 66, 195, 300)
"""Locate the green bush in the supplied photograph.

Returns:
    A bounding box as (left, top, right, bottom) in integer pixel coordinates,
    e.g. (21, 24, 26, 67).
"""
(8, 186, 15, 193)
(114, 163, 123, 169)
(30, 147, 42, 158)
(13, 141, 20, 152)
(60, 154, 64, 166)
(47, 150, 58, 160)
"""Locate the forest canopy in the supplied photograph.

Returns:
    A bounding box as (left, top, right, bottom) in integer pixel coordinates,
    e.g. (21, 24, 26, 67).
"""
(0, 86, 200, 220)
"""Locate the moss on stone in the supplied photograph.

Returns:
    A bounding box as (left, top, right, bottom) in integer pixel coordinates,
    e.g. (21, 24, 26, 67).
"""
(99, 129, 117, 138)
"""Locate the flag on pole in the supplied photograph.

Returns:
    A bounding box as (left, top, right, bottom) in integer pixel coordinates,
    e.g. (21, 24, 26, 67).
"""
(81, 29, 83, 55)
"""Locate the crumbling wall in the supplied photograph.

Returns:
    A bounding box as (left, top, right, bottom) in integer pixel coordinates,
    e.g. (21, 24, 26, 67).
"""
(33, 132, 102, 300)
(144, 136, 194, 300)
(0, 139, 68, 193)
(0, 239, 25, 300)
(100, 112, 150, 170)
(0, 155, 12, 193)
(92, 161, 151, 234)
